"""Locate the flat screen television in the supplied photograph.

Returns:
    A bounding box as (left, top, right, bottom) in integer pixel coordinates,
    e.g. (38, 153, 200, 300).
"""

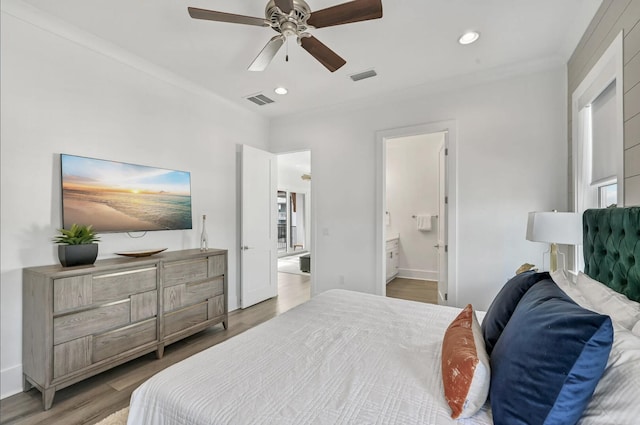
(60, 154, 193, 233)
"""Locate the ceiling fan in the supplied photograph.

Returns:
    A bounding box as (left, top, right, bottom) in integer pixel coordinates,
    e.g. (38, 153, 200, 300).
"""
(187, 0, 383, 72)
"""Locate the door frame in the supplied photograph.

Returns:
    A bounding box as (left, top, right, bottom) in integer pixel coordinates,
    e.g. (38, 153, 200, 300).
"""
(375, 120, 458, 305)
(437, 139, 448, 304)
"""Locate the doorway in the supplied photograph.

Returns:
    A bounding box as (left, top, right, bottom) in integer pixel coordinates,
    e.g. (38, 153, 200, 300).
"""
(276, 151, 312, 278)
(385, 132, 445, 303)
(376, 121, 457, 306)
(239, 146, 312, 310)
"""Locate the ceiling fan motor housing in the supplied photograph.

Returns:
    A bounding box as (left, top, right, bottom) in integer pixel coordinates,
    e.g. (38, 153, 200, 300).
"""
(266, 0, 311, 37)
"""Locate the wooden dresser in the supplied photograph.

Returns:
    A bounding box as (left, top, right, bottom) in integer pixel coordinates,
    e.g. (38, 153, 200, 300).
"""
(22, 248, 227, 410)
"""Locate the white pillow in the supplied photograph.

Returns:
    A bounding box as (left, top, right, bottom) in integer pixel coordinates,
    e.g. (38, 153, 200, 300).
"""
(581, 323, 640, 423)
(550, 270, 593, 309)
(633, 321, 640, 338)
(577, 272, 640, 331)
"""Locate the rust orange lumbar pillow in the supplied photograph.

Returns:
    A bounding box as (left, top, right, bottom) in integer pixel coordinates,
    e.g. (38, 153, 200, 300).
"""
(441, 304, 490, 419)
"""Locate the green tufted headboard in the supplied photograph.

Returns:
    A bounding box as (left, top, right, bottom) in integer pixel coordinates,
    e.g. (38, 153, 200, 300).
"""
(583, 207, 640, 302)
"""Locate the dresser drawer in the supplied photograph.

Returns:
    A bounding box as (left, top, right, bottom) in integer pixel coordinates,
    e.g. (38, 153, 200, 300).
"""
(53, 336, 92, 379)
(131, 290, 157, 322)
(208, 295, 225, 319)
(163, 258, 208, 287)
(92, 319, 157, 363)
(54, 300, 130, 345)
(163, 278, 223, 313)
(93, 267, 157, 303)
(54, 275, 93, 312)
(164, 302, 208, 337)
(208, 254, 226, 277)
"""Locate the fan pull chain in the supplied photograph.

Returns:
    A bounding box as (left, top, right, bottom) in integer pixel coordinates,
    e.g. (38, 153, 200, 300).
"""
(286, 38, 289, 62)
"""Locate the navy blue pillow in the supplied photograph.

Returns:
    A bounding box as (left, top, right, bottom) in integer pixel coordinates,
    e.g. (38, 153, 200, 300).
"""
(481, 271, 550, 355)
(490, 280, 613, 425)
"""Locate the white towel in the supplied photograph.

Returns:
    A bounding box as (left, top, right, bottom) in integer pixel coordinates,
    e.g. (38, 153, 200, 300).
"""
(416, 215, 432, 231)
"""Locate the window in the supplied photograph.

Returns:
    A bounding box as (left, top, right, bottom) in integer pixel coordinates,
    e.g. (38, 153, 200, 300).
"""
(590, 81, 617, 186)
(573, 33, 623, 211)
(599, 183, 617, 208)
(572, 32, 624, 271)
(588, 82, 618, 209)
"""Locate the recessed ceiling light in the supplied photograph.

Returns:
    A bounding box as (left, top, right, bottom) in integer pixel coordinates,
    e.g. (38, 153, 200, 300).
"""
(274, 87, 288, 95)
(458, 31, 480, 45)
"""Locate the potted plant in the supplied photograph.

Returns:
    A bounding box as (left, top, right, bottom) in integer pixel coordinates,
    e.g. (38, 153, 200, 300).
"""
(53, 224, 100, 267)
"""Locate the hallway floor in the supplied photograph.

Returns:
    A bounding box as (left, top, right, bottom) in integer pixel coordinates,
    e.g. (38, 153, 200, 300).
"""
(277, 252, 310, 276)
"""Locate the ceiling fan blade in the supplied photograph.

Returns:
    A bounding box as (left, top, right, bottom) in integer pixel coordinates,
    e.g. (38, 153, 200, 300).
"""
(307, 0, 382, 29)
(300, 35, 346, 72)
(248, 35, 286, 71)
(188, 7, 269, 27)
(274, 0, 294, 14)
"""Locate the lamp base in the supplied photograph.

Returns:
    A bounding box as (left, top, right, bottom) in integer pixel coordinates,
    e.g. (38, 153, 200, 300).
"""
(542, 244, 565, 272)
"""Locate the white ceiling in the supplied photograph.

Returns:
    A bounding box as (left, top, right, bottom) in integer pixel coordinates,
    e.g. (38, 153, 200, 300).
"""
(14, 0, 602, 118)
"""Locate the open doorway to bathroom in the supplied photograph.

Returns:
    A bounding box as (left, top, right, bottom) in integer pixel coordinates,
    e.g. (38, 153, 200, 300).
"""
(377, 120, 456, 305)
(384, 132, 447, 305)
(385, 132, 446, 304)
(276, 151, 312, 285)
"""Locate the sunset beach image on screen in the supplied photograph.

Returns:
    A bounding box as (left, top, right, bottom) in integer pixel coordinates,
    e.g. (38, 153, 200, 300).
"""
(61, 154, 193, 232)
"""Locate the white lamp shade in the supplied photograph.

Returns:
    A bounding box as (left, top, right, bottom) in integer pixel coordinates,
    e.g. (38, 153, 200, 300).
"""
(526, 212, 582, 245)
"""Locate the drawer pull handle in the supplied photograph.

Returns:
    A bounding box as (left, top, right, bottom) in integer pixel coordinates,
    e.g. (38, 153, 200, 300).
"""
(164, 259, 205, 267)
(54, 298, 130, 318)
(94, 267, 156, 279)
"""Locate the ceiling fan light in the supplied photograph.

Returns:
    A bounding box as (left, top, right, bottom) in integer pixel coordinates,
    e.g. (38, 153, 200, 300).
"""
(458, 31, 480, 45)
(275, 87, 288, 95)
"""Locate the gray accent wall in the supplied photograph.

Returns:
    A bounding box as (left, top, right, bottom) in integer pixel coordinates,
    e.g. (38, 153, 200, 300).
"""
(568, 0, 640, 206)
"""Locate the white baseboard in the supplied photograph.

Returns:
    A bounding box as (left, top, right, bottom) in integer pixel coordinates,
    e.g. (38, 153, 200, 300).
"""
(1, 364, 22, 399)
(397, 268, 438, 281)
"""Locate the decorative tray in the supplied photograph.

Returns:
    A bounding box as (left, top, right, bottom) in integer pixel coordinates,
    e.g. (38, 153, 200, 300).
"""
(115, 248, 168, 257)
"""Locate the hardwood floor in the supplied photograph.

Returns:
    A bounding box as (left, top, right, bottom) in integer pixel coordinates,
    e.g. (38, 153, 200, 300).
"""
(0, 274, 434, 425)
(386, 277, 438, 304)
(0, 273, 310, 425)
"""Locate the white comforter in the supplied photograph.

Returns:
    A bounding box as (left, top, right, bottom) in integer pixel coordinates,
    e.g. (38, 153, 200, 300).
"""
(128, 288, 640, 425)
(128, 290, 493, 424)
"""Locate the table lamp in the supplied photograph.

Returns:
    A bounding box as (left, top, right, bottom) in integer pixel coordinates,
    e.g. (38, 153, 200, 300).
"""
(526, 211, 582, 272)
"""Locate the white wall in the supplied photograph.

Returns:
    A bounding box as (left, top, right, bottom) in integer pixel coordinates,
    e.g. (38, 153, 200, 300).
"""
(386, 133, 443, 280)
(277, 156, 311, 194)
(0, 10, 269, 398)
(270, 67, 567, 309)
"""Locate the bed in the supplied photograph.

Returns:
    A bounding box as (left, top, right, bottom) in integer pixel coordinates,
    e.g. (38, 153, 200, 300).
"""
(128, 207, 640, 425)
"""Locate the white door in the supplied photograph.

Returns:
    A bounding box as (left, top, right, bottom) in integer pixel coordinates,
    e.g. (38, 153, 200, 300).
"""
(241, 145, 278, 308)
(437, 138, 448, 304)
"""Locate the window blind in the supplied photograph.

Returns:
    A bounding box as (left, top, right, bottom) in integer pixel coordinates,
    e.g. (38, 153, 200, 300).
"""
(590, 81, 616, 185)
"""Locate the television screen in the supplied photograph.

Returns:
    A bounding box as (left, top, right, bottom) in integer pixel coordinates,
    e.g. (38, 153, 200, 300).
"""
(60, 154, 193, 232)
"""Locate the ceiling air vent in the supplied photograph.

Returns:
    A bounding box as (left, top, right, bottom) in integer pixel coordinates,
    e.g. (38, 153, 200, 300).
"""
(245, 93, 275, 106)
(349, 69, 377, 82)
